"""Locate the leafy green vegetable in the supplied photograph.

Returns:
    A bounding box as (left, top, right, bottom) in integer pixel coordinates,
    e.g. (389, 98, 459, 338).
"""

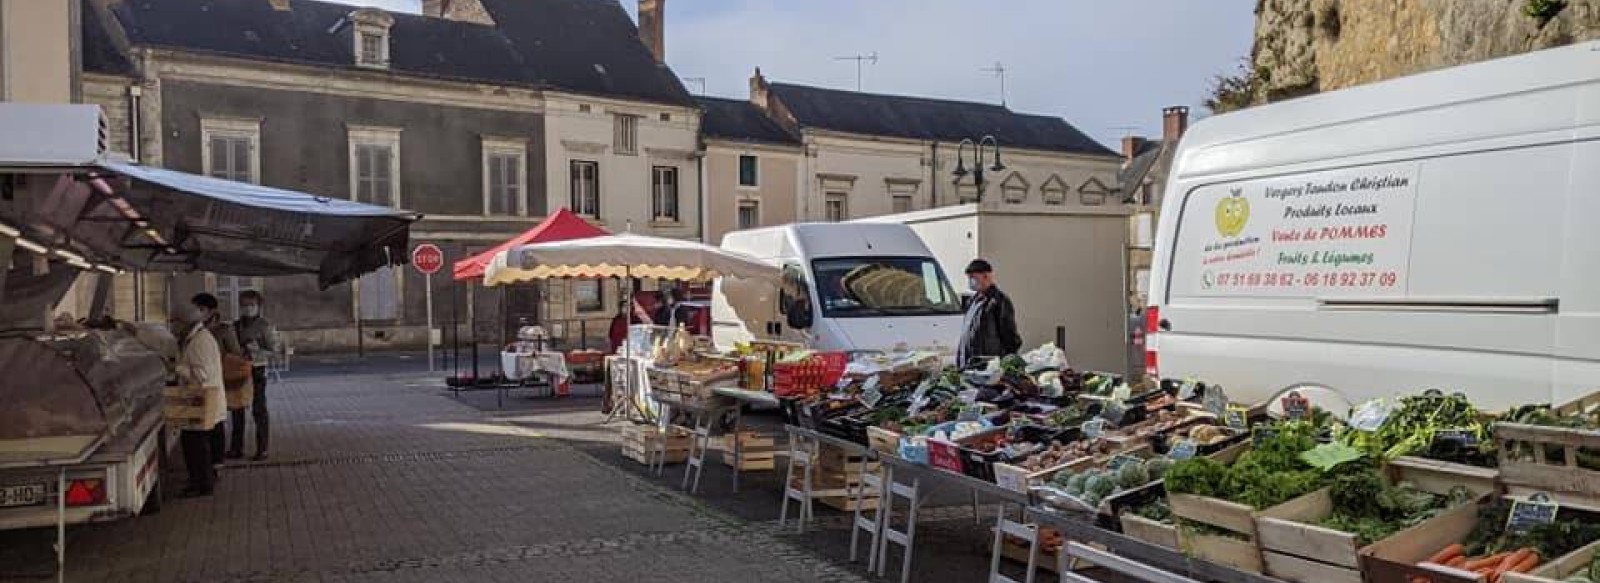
(1465, 499, 1600, 559)
(1300, 443, 1365, 472)
(1164, 457, 1228, 498)
(1340, 392, 1490, 463)
(1166, 421, 1326, 509)
(1316, 464, 1462, 545)
(1131, 497, 1171, 523)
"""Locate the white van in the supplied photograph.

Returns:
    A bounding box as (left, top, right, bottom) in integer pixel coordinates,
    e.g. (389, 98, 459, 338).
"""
(1146, 41, 1600, 411)
(714, 223, 964, 359)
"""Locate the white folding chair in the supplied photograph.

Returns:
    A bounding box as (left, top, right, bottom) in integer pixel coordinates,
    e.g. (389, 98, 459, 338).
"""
(989, 507, 1041, 583)
(877, 472, 921, 583)
(848, 457, 889, 570)
(778, 431, 818, 532)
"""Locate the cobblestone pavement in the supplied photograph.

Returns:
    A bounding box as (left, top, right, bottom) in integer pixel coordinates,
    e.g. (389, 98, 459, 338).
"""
(0, 361, 1049, 583)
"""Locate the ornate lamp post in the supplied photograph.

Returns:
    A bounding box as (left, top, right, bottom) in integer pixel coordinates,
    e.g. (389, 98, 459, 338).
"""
(952, 136, 1005, 201)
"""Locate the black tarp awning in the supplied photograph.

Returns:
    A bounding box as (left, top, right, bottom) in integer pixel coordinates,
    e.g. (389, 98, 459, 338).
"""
(0, 161, 421, 290)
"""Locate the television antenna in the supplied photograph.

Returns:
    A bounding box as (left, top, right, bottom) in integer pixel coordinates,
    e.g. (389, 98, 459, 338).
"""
(982, 62, 1008, 106)
(834, 52, 879, 91)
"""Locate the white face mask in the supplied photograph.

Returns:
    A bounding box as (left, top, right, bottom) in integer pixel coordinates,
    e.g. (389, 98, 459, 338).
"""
(967, 276, 980, 292)
(241, 305, 260, 318)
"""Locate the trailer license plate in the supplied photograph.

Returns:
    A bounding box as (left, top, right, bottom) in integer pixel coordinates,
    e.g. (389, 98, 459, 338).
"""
(0, 484, 46, 507)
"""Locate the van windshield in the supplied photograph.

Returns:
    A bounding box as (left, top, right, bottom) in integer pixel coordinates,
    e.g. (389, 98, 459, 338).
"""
(810, 257, 963, 318)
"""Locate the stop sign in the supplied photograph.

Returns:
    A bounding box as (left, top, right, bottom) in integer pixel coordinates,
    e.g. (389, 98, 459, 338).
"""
(411, 244, 443, 275)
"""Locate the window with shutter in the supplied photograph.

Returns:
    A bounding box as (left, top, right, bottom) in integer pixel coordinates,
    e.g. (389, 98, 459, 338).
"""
(738, 155, 759, 187)
(570, 160, 600, 216)
(737, 200, 760, 230)
(652, 166, 679, 221)
(483, 139, 527, 216)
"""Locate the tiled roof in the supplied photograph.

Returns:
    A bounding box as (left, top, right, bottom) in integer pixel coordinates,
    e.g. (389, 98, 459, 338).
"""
(767, 82, 1116, 157)
(696, 96, 799, 145)
(85, 0, 693, 107)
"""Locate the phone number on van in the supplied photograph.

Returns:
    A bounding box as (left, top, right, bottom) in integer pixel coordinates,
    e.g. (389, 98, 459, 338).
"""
(1208, 270, 1400, 289)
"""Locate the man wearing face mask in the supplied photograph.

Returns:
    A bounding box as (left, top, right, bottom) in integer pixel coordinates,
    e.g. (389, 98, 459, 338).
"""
(192, 293, 243, 473)
(233, 290, 275, 461)
(958, 259, 1022, 368)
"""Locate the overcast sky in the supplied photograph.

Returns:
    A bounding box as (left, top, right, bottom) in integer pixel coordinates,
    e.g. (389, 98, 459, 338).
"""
(325, 0, 1256, 148)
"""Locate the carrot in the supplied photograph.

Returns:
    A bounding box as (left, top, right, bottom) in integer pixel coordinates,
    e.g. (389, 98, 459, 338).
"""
(1464, 553, 1510, 571)
(1508, 551, 1540, 573)
(1490, 548, 1535, 583)
(1430, 543, 1466, 564)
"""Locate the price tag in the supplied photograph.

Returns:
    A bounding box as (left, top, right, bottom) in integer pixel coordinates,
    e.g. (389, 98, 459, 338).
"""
(1082, 419, 1106, 439)
(1111, 383, 1132, 402)
(1106, 454, 1143, 472)
(860, 385, 884, 408)
(1252, 426, 1278, 446)
(834, 376, 855, 390)
(957, 408, 982, 422)
(1169, 440, 1198, 460)
(1203, 385, 1230, 418)
(1507, 493, 1559, 535)
(1433, 427, 1479, 448)
(863, 375, 880, 393)
(1225, 405, 1250, 430)
(1177, 378, 1200, 401)
(1349, 399, 1392, 432)
(1281, 391, 1310, 420)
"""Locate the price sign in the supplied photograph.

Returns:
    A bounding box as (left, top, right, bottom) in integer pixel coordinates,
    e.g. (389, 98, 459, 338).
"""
(1433, 428, 1479, 448)
(1349, 399, 1393, 432)
(1107, 454, 1144, 472)
(1203, 385, 1230, 418)
(907, 380, 933, 416)
(1111, 383, 1132, 402)
(1252, 426, 1278, 446)
(1169, 440, 1198, 460)
(1082, 419, 1106, 439)
(1178, 378, 1200, 401)
(957, 408, 982, 422)
(1507, 493, 1559, 535)
(1225, 405, 1251, 430)
(860, 385, 884, 408)
(1281, 391, 1310, 420)
(835, 376, 855, 390)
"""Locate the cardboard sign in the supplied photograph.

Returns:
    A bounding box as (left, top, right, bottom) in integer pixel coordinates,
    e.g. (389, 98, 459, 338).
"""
(1106, 454, 1144, 472)
(1225, 405, 1250, 430)
(1169, 440, 1198, 460)
(1507, 493, 1559, 535)
(1203, 385, 1230, 418)
(1281, 391, 1310, 420)
(1082, 419, 1106, 439)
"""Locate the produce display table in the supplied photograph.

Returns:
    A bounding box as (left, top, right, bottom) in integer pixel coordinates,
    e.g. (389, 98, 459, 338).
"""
(656, 395, 744, 493)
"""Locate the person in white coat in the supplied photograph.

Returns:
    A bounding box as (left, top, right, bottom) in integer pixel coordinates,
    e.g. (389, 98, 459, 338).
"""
(169, 303, 226, 497)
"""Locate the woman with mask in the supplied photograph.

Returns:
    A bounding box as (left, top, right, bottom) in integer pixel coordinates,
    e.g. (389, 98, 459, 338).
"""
(192, 293, 245, 471)
(168, 304, 227, 497)
(233, 291, 275, 461)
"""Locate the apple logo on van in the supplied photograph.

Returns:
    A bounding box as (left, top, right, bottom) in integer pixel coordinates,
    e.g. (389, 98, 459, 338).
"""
(1215, 189, 1250, 238)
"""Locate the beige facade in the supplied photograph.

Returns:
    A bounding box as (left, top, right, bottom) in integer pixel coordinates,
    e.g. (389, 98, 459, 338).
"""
(539, 92, 703, 240)
(0, 0, 77, 103)
(703, 140, 800, 244)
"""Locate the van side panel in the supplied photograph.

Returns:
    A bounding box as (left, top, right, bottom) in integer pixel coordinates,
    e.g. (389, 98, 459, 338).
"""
(1555, 137, 1600, 404)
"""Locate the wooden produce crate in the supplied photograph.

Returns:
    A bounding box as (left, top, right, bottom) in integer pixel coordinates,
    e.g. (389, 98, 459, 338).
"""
(1358, 495, 1493, 583)
(1497, 396, 1600, 512)
(1122, 513, 1178, 550)
(998, 529, 1064, 574)
(1170, 493, 1270, 573)
(1504, 539, 1600, 583)
(620, 424, 692, 465)
(866, 426, 901, 456)
(717, 431, 778, 471)
(1255, 457, 1498, 583)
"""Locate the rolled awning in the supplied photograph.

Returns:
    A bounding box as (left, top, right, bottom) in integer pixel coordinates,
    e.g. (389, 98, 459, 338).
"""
(0, 161, 421, 289)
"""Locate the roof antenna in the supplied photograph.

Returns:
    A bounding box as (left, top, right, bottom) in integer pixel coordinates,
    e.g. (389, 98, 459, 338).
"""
(982, 62, 1007, 106)
(683, 77, 707, 96)
(833, 51, 878, 91)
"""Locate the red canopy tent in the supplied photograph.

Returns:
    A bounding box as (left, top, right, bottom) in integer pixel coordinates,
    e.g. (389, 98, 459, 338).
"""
(453, 207, 609, 281)
(447, 208, 607, 387)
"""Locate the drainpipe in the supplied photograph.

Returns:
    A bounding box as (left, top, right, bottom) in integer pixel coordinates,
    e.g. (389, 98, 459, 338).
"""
(928, 141, 938, 208)
(127, 85, 142, 162)
(696, 148, 707, 243)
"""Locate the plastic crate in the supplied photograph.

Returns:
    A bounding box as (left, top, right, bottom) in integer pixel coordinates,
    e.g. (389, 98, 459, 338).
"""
(928, 439, 965, 474)
(899, 438, 930, 465)
(772, 352, 849, 398)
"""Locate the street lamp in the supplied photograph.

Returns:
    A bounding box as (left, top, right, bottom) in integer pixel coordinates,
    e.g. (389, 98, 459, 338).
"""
(952, 136, 1005, 201)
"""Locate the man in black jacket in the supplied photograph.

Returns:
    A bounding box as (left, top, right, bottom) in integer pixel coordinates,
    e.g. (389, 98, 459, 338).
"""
(958, 259, 1022, 367)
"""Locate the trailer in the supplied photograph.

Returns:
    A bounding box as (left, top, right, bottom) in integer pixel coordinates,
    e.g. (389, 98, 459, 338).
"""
(858, 203, 1133, 374)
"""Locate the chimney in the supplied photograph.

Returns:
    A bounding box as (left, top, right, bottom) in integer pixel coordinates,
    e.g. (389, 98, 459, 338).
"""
(421, 0, 495, 25)
(1162, 106, 1190, 144)
(268, 0, 290, 10)
(749, 67, 770, 110)
(638, 0, 665, 64)
(422, 0, 445, 17)
(1121, 136, 1146, 163)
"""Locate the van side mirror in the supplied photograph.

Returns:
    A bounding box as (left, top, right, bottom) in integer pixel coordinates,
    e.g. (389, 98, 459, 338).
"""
(785, 298, 813, 330)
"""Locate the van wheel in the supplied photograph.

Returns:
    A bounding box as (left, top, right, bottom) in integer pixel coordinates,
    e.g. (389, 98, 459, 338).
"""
(1268, 384, 1350, 420)
(143, 428, 167, 515)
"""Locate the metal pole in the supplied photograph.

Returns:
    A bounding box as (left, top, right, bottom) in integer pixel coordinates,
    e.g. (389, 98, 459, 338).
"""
(426, 271, 435, 372)
(354, 278, 365, 359)
(56, 468, 65, 583)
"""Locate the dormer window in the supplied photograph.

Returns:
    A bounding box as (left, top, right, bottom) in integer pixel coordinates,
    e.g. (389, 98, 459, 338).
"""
(348, 8, 394, 69)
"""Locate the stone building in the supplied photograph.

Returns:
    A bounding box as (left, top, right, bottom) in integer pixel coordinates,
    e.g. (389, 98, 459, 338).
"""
(743, 69, 1121, 224)
(1116, 106, 1188, 309)
(79, 0, 699, 352)
(695, 96, 802, 245)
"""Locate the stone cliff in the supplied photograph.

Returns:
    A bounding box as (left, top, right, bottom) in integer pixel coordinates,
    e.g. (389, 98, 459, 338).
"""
(1231, 0, 1600, 109)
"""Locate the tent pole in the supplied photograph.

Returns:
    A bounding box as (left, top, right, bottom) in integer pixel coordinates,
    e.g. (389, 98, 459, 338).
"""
(498, 285, 508, 378)
(450, 281, 460, 376)
(469, 282, 478, 380)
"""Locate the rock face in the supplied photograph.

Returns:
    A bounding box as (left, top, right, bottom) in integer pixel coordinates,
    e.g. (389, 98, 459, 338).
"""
(1249, 0, 1600, 103)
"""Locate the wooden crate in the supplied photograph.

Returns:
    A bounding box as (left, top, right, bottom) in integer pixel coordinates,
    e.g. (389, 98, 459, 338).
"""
(620, 424, 691, 466)
(1496, 417, 1600, 512)
(1504, 539, 1600, 583)
(1170, 493, 1267, 572)
(866, 426, 901, 455)
(1000, 536, 1063, 574)
(1120, 513, 1178, 550)
(1358, 496, 1490, 583)
(716, 431, 777, 451)
(818, 494, 879, 512)
(622, 444, 688, 465)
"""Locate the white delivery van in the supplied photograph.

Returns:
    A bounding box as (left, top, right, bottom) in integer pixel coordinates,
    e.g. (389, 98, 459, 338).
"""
(714, 223, 964, 359)
(1146, 41, 1600, 412)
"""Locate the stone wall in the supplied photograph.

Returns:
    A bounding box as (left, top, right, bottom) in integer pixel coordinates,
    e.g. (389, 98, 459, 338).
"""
(1249, 0, 1600, 103)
